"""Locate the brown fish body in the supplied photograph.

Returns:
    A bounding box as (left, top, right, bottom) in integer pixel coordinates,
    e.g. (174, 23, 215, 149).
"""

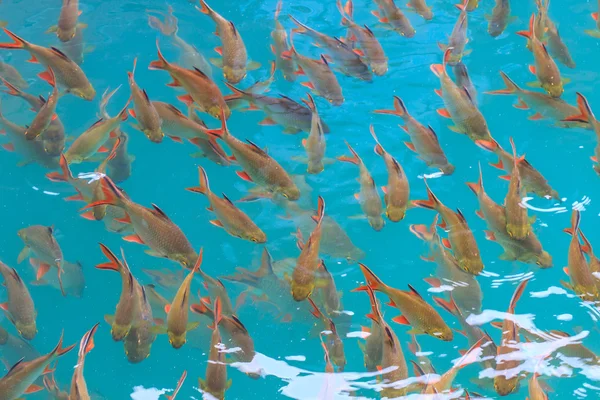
(408, 0, 433, 20)
(128, 59, 163, 143)
(431, 50, 490, 142)
(56, 0, 80, 42)
(166, 251, 202, 349)
(24, 69, 58, 141)
(106, 132, 133, 183)
(375, 96, 454, 174)
(271, 1, 296, 82)
(494, 280, 528, 396)
(413, 180, 484, 275)
(43, 373, 70, 400)
(488, 0, 511, 37)
(338, 142, 384, 231)
(441, 6, 468, 64)
(302, 94, 326, 174)
(545, 20, 575, 68)
(563, 211, 599, 300)
(291, 197, 325, 301)
(200, 298, 230, 400)
(69, 323, 98, 399)
(454, 62, 477, 105)
(198, 0, 248, 84)
(561, 93, 600, 175)
(124, 285, 157, 364)
(360, 311, 383, 372)
(96, 244, 137, 341)
(60, 24, 87, 65)
(528, 372, 548, 400)
(209, 114, 300, 200)
(373, 0, 415, 38)
(317, 263, 341, 314)
(0, 333, 75, 400)
(0, 28, 95, 100)
(0, 61, 28, 89)
(371, 126, 409, 222)
(0, 262, 37, 340)
(149, 42, 230, 119)
(504, 138, 531, 240)
(86, 177, 198, 268)
(187, 166, 266, 243)
(517, 14, 563, 98)
(357, 264, 453, 341)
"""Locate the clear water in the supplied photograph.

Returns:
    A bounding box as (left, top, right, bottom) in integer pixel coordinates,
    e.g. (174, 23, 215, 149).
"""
(0, 0, 599, 399)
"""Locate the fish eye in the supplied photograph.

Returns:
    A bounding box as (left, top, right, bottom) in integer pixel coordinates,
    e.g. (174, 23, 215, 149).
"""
(282, 193, 289, 199)
(251, 238, 258, 243)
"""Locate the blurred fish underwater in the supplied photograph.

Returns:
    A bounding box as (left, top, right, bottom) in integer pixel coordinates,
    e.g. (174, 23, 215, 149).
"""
(1, 0, 600, 399)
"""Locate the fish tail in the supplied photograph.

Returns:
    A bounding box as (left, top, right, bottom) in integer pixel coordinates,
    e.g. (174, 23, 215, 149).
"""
(433, 294, 462, 317)
(96, 243, 122, 271)
(78, 323, 99, 359)
(409, 221, 434, 242)
(210, 296, 222, 330)
(563, 92, 593, 123)
(1, 77, 22, 96)
(192, 248, 204, 276)
(205, 108, 229, 139)
(128, 57, 137, 82)
(289, 15, 309, 34)
(474, 138, 500, 154)
(355, 263, 387, 293)
(224, 81, 246, 100)
(412, 179, 441, 210)
(117, 97, 131, 121)
(186, 166, 210, 196)
(454, 0, 468, 11)
(275, 0, 282, 19)
(312, 196, 326, 225)
(508, 279, 529, 314)
(337, 141, 361, 165)
(466, 162, 484, 195)
(46, 154, 73, 182)
(301, 92, 317, 113)
(364, 285, 383, 323)
(198, 0, 211, 14)
(0, 28, 28, 49)
(487, 71, 521, 95)
(516, 14, 535, 39)
(565, 209, 581, 236)
(82, 177, 124, 210)
(51, 331, 76, 358)
(149, 39, 169, 70)
(374, 96, 408, 118)
(307, 298, 323, 319)
(369, 125, 385, 156)
(166, 371, 188, 400)
(456, 336, 485, 369)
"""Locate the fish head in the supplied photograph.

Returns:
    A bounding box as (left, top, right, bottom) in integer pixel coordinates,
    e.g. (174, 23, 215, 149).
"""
(111, 324, 131, 341)
(371, 61, 389, 77)
(223, 66, 246, 85)
(70, 85, 97, 101)
(440, 164, 456, 175)
(57, 28, 77, 42)
(125, 343, 152, 363)
(386, 207, 406, 223)
(290, 281, 313, 302)
(168, 331, 186, 349)
(328, 95, 345, 107)
(16, 321, 37, 340)
(536, 251, 553, 269)
(246, 229, 267, 244)
(279, 185, 301, 202)
(44, 140, 65, 157)
(488, 22, 504, 38)
(544, 83, 563, 98)
(17, 228, 28, 241)
(208, 105, 231, 120)
(368, 216, 385, 231)
(429, 325, 454, 342)
(144, 129, 165, 144)
(494, 376, 520, 396)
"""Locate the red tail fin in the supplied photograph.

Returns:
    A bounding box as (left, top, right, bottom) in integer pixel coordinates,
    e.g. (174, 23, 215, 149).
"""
(186, 166, 210, 195)
(166, 370, 187, 400)
(516, 14, 535, 39)
(149, 39, 168, 70)
(96, 243, 122, 272)
(46, 154, 73, 182)
(412, 179, 441, 210)
(355, 263, 386, 292)
(81, 177, 124, 210)
(508, 279, 529, 314)
(487, 71, 521, 95)
(51, 331, 76, 357)
(433, 294, 462, 318)
(374, 96, 407, 117)
(78, 323, 99, 359)
(212, 296, 222, 329)
(206, 108, 228, 139)
(0, 28, 27, 49)
(562, 92, 593, 123)
(337, 141, 361, 165)
(466, 163, 484, 195)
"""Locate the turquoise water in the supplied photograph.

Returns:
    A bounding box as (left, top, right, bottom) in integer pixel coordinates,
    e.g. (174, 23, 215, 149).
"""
(1, 0, 600, 398)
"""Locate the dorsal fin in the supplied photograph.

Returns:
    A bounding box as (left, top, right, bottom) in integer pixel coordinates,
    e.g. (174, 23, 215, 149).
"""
(456, 208, 467, 223)
(4, 358, 25, 378)
(407, 284, 424, 300)
(166, 103, 185, 117)
(462, 86, 474, 104)
(50, 46, 72, 61)
(10, 268, 23, 285)
(222, 193, 234, 205)
(245, 139, 268, 156)
(230, 315, 248, 333)
(229, 21, 238, 37)
(257, 248, 275, 277)
(151, 203, 170, 220)
(193, 67, 209, 80)
(142, 89, 152, 105)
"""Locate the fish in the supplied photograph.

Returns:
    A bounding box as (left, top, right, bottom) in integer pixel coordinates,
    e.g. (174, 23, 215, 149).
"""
(146, 6, 177, 37)
(301, 93, 326, 174)
(149, 40, 230, 120)
(0, 333, 75, 399)
(475, 137, 559, 200)
(307, 299, 346, 371)
(528, 366, 549, 400)
(0, 28, 95, 100)
(487, 0, 512, 37)
(64, 97, 128, 164)
(106, 131, 134, 183)
(271, 0, 296, 82)
(96, 244, 137, 341)
(357, 301, 383, 372)
(0, 262, 37, 340)
(466, 164, 553, 268)
(431, 48, 491, 142)
(562, 210, 599, 301)
(207, 111, 301, 200)
(561, 93, 600, 175)
(289, 196, 326, 301)
(0, 60, 28, 89)
(199, 297, 232, 400)
(407, 0, 433, 20)
(374, 96, 454, 174)
(17, 225, 65, 296)
(580, 228, 600, 274)
(30, 260, 85, 298)
(91, 137, 120, 220)
(127, 58, 164, 143)
(1, 77, 66, 156)
(166, 371, 187, 400)
(289, 15, 371, 81)
(486, 71, 581, 128)
(59, 24, 90, 65)
(362, 285, 408, 397)
(413, 179, 484, 275)
(453, 62, 477, 105)
(197, 0, 258, 84)
(315, 263, 342, 316)
(224, 83, 329, 134)
(493, 279, 529, 396)
(504, 138, 532, 240)
(124, 285, 157, 363)
(43, 373, 69, 400)
(69, 323, 98, 398)
(186, 166, 266, 243)
(50, 0, 82, 42)
(464, 0, 479, 11)
(83, 177, 199, 268)
(439, 1, 470, 64)
(0, 99, 59, 169)
(337, 141, 385, 231)
(281, 34, 344, 106)
(165, 250, 202, 349)
(534, 0, 575, 68)
(410, 215, 483, 315)
(23, 68, 59, 142)
(370, 125, 409, 222)
(586, 0, 600, 37)
(355, 263, 453, 341)
(372, 0, 415, 38)
(516, 14, 565, 98)
(336, 0, 388, 75)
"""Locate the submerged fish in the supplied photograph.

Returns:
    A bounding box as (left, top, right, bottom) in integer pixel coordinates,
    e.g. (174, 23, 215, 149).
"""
(69, 323, 99, 398)
(127, 58, 164, 143)
(0, 262, 37, 340)
(300, 93, 327, 175)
